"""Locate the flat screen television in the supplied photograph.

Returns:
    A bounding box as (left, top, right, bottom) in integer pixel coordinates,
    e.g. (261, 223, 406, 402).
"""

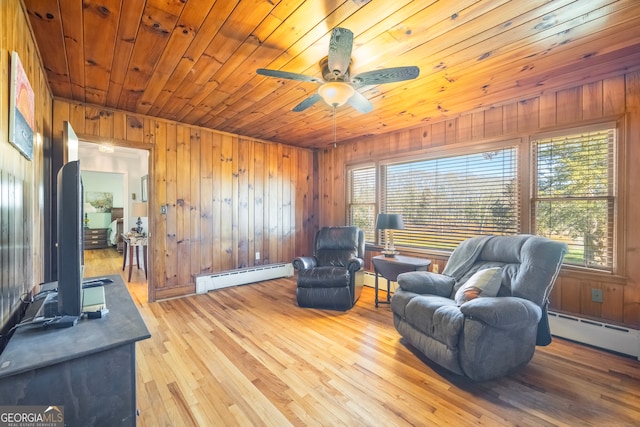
(56, 160, 84, 317)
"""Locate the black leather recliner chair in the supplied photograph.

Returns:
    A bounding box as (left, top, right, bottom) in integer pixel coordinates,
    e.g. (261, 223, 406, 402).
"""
(293, 226, 365, 311)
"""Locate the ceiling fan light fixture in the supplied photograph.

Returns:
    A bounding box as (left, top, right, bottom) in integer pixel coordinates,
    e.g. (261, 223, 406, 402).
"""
(318, 81, 355, 107)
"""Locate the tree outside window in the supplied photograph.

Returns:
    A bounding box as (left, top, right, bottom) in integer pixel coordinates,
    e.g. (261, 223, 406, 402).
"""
(533, 127, 615, 270)
(347, 166, 376, 243)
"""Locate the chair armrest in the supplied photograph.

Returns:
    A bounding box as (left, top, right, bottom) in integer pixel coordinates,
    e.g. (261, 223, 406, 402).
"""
(459, 297, 541, 329)
(396, 271, 455, 297)
(347, 257, 364, 273)
(292, 256, 317, 270)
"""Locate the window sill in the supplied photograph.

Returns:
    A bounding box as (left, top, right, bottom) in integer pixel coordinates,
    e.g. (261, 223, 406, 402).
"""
(558, 265, 627, 285)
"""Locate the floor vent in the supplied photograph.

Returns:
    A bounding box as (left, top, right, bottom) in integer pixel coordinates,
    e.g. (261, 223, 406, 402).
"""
(196, 263, 294, 294)
(548, 311, 640, 359)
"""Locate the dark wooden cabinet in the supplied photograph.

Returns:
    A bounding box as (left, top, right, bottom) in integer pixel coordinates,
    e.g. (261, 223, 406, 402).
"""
(84, 227, 108, 249)
(0, 276, 151, 426)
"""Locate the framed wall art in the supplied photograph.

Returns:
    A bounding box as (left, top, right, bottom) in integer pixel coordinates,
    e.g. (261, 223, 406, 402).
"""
(9, 51, 35, 160)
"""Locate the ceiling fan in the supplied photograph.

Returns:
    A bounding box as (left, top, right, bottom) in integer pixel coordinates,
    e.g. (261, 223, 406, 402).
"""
(256, 27, 420, 114)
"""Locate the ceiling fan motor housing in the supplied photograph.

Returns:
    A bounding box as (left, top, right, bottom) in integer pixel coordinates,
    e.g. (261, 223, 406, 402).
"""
(319, 57, 351, 82)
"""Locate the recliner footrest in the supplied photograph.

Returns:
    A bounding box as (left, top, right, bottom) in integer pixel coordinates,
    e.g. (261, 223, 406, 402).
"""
(297, 266, 349, 288)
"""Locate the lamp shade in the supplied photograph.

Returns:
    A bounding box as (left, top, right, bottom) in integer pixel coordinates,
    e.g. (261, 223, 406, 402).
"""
(132, 202, 147, 217)
(375, 213, 404, 230)
(317, 81, 355, 107)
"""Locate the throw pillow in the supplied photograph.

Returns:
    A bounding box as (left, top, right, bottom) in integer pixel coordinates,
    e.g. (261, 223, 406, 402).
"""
(454, 267, 502, 306)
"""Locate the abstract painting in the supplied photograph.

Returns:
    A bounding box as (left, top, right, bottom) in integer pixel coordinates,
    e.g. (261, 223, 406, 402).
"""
(86, 192, 113, 213)
(9, 51, 35, 160)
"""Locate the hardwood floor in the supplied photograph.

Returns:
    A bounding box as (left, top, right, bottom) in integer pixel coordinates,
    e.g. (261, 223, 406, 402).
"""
(85, 249, 640, 426)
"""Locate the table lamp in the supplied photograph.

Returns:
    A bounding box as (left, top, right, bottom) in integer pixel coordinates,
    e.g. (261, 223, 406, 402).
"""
(132, 202, 147, 234)
(375, 213, 404, 257)
(83, 202, 96, 228)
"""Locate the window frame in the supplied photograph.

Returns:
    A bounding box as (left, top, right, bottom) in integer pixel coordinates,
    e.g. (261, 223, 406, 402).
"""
(346, 163, 377, 244)
(345, 118, 625, 276)
(530, 120, 623, 274)
(378, 141, 522, 251)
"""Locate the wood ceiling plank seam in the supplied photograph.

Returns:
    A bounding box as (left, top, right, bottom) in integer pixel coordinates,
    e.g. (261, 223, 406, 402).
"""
(104, 0, 146, 107)
(179, 1, 351, 125)
(347, 0, 487, 72)
(135, 0, 218, 115)
(416, 0, 636, 84)
(362, 10, 636, 123)
(339, 0, 438, 48)
(118, 11, 185, 112)
(190, 3, 372, 127)
(213, 1, 334, 88)
(212, 85, 320, 132)
(282, 0, 596, 124)
(431, 4, 640, 99)
(82, 0, 121, 105)
(250, 0, 640, 145)
(328, 49, 640, 147)
(58, 0, 85, 101)
(23, 0, 72, 98)
(344, 0, 579, 89)
(225, 85, 308, 123)
(180, 37, 272, 125)
(116, 0, 186, 112)
(172, 2, 280, 121)
(172, 13, 328, 122)
(398, 0, 632, 93)
(157, 28, 247, 119)
(349, 0, 537, 74)
(230, 0, 580, 137)
(146, 0, 241, 117)
(204, 0, 371, 118)
(249, 0, 362, 75)
(212, 0, 514, 135)
(498, 48, 640, 104)
(25, 0, 640, 149)
(198, 15, 395, 128)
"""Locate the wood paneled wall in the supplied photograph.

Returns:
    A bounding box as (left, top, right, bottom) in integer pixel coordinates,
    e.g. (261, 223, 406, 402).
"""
(318, 73, 640, 328)
(52, 100, 317, 301)
(0, 1, 52, 332)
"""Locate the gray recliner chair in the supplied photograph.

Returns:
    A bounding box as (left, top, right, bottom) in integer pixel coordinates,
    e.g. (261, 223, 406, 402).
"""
(391, 234, 567, 381)
(293, 226, 365, 311)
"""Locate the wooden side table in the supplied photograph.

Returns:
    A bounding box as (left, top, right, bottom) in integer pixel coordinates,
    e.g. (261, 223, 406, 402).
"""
(122, 234, 148, 282)
(372, 255, 431, 307)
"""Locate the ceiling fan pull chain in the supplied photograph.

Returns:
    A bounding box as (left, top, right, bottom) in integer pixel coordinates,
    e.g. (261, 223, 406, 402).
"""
(333, 106, 337, 148)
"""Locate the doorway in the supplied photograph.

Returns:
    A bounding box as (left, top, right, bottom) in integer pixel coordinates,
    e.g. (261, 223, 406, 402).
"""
(78, 140, 150, 303)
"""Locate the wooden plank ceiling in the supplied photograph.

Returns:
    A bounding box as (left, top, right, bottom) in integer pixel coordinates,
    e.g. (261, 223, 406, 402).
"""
(23, 0, 640, 149)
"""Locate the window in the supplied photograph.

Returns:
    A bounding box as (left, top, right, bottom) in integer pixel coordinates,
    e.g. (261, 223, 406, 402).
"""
(532, 125, 616, 271)
(381, 147, 519, 251)
(347, 165, 376, 243)
(346, 121, 618, 269)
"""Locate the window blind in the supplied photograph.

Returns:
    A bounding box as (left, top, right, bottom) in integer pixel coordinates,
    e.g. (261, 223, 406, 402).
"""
(348, 166, 376, 243)
(533, 127, 615, 270)
(382, 148, 519, 251)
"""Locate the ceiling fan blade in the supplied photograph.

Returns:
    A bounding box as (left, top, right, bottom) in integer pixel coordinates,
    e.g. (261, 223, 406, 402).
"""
(351, 66, 420, 86)
(256, 68, 322, 83)
(327, 28, 354, 78)
(292, 93, 322, 112)
(347, 90, 374, 114)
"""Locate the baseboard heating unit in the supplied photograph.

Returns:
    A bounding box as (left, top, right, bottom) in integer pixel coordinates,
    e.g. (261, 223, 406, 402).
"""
(548, 311, 640, 359)
(196, 263, 294, 294)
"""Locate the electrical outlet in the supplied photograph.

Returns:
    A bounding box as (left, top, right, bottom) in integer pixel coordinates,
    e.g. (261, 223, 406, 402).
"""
(591, 289, 603, 303)
(255, 251, 260, 260)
